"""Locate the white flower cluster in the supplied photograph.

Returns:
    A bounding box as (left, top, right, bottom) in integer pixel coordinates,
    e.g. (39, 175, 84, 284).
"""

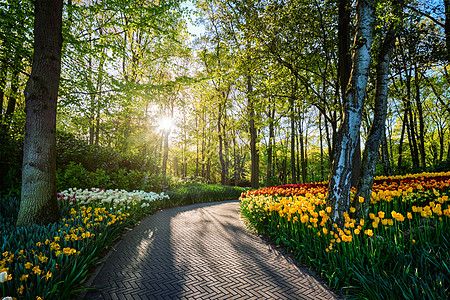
(0, 271, 7, 283)
(58, 188, 170, 209)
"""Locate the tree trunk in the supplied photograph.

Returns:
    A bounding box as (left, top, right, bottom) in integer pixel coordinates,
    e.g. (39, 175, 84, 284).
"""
(414, 62, 426, 168)
(447, 142, 450, 160)
(351, 136, 361, 187)
(161, 130, 169, 178)
(17, 0, 63, 226)
(438, 126, 444, 162)
(355, 4, 399, 217)
(406, 100, 419, 169)
(319, 113, 325, 180)
(266, 108, 275, 186)
(399, 40, 420, 169)
(303, 132, 308, 182)
(95, 110, 100, 145)
(327, 0, 375, 225)
(0, 60, 8, 120)
(0, 60, 8, 121)
(397, 111, 407, 170)
(290, 96, 296, 184)
(218, 102, 227, 185)
(233, 136, 238, 186)
(223, 118, 230, 185)
(338, 0, 352, 98)
(381, 128, 392, 176)
(3, 68, 20, 129)
(444, 0, 450, 61)
(248, 75, 259, 188)
(338, 0, 361, 187)
(299, 119, 307, 183)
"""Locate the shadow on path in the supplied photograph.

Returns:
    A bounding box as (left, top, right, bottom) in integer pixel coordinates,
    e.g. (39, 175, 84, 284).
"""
(84, 201, 341, 300)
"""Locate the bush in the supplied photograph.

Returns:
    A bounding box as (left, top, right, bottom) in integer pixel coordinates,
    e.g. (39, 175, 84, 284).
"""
(56, 131, 158, 174)
(56, 162, 164, 193)
(0, 131, 163, 196)
(431, 159, 450, 172)
(0, 131, 23, 196)
(166, 183, 248, 207)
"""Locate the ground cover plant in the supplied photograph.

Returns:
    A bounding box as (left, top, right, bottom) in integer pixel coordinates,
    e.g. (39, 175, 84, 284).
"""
(240, 171, 450, 299)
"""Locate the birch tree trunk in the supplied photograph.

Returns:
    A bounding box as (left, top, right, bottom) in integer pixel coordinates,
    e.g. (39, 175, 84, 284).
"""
(17, 0, 63, 226)
(327, 0, 375, 225)
(355, 0, 401, 217)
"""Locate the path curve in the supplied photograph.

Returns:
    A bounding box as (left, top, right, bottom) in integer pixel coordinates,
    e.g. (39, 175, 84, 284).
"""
(84, 200, 340, 300)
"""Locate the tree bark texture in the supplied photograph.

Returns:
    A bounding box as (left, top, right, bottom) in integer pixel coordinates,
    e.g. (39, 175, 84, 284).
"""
(338, 0, 352, 98)
(218, 101, 227, 185)
(355, 3, 400, 217)
(248, 75, 259, 189)
(399, 42, 420, 169)
(444, 0, 450, 61)
(17, 0, 63, 226)
(414, 63, 426, 168)
(290, 96, 296, 184)
(3, 68, 20, 128)
(381, 128, 392, 176)
(162, 130, 169, 178)
(397, 111, 407, 170)
(319, 114, 325, 180)
(266, 108, 275, 186)
(0, 61, 7, 118)
(327, 0, 375, 224)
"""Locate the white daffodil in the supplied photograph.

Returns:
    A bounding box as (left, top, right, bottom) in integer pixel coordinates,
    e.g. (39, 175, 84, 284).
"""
(0, 271, 8, 283)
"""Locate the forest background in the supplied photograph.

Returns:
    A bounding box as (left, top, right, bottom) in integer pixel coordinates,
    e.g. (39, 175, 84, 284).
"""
(1, 0, 449, 198)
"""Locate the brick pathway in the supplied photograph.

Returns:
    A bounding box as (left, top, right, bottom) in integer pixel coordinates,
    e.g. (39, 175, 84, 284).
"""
(83, 200, 341, 299)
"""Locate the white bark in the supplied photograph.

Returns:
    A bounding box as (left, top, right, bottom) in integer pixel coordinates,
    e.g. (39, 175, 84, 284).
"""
(327, 0, 375, 225)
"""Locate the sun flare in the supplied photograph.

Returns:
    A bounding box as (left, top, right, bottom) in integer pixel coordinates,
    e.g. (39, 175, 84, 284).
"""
(158, 117, 174, 131)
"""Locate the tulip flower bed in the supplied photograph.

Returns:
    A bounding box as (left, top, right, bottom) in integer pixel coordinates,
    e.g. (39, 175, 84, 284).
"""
(240, 172, 450, 299)
(0, 188, 169, 299)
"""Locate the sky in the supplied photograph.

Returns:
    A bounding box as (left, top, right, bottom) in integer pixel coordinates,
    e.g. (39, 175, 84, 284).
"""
(181, 0, 206, 40)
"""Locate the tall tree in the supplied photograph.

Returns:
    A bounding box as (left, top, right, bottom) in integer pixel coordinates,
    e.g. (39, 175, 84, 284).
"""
(355, 0, 402, 217)
(16, 0, 63, 226)
(327, 0, 375, 224)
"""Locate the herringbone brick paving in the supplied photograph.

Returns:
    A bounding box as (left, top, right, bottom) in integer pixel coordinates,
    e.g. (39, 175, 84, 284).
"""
(83, 200, 341, 299)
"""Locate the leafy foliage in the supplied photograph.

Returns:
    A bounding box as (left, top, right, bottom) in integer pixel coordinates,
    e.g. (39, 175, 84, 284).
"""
(0, 132, 23, 196)
(165, 183, 247, 207)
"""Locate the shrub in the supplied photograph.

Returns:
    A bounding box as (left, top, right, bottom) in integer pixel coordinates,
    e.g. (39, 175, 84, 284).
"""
(56, 131, 158, 174)
(166, 183, 247, 207)
(56, 163, 164, 193)
(0, 132, 23, 196)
